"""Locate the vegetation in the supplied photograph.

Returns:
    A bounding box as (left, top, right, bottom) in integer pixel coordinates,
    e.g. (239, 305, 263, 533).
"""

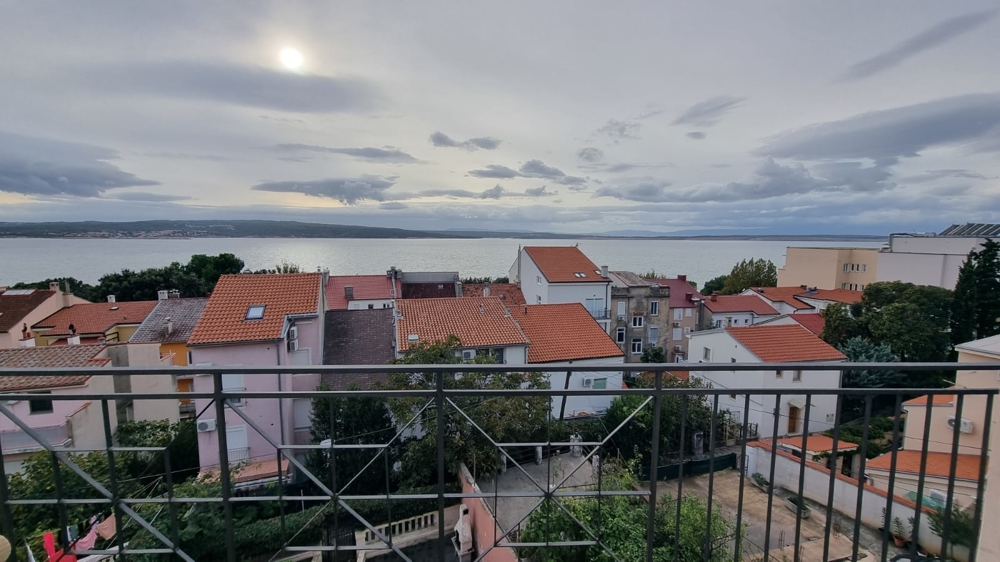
(928, 504, 979, 559)
(460, 276, 510, 284)
(837, 337, 903, 420)
(701, 275, 728, 295)
(519, 460, 740, 561)
(720, 258, 777, 294)
(951, 239, 1000, 345)
(248, 260, 302, 274)
(823, 416, 896, 459)
(641, 346, 667, 363)
(752, 472, 769, 488)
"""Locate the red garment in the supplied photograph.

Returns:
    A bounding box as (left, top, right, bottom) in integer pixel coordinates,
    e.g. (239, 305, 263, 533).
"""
(42, 532, 77, 562)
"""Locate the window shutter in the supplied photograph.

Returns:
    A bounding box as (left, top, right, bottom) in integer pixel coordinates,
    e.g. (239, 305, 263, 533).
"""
(648, 326, 659, 345)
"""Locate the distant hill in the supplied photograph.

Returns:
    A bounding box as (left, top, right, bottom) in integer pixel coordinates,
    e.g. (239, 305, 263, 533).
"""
(0, 220, 887, 241)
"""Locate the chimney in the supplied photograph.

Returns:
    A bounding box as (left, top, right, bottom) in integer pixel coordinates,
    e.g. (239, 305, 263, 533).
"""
(524, 306, 528, 315)
(800, 285, 807, 290)
(49, 281, 60, 291)
(601, 265, 609, 278)
(107, 295, 116, 303)
(322, 268, 330, 286)
(483, 282, 491, 297)
(685, 292, 693, 302)
(69, 323, 77, 335)
(710, 292, 718, 302)
(678, 274, 686, 282)
(166, 317, 174, 336)
(158, 290, 169, 301)
(345, 286, 354, 299)
(169, 289, 181, 299)
(67, 335, 81, 346)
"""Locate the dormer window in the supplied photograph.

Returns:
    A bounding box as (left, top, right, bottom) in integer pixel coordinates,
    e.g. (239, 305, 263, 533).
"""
(246, 305, 266, 320)
(574, 272, 586, 278)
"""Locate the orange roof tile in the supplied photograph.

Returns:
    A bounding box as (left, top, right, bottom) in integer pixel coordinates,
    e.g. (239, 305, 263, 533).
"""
(523, 246, 609, 283)
(799, 288, 864, 304)
(725, 324, 846, 362)
(704, 295, 779, 315)
(509, 303, 623, 363)
(867, 450, 984, 481)
(903, 391, 956, 406)
(32, 301, 157, 336)
(462, 283, 526, 305)
(189, 274, 321, 345)
(326, 274, 401, 310)
(776, 435, 858, 453)
(395, 297, 528, 351)
(0, 345, 108, 390)
(791, 314, 826, 335)
(0, 289, 57, 333)
(748, 287, 814, 310)
(751, 287, 863, 309)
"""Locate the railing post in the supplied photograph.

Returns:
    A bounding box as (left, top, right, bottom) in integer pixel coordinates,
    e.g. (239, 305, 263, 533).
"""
(436, 369, 446, 560)
(646, 370, 662, 562)
(971, 393, 993, 562)
(703, 393, 719, 560)
(100, 400, 127, 562)
(213, 371, 237, 562)
(0, 431, 18, 562)
(850, 395, 873, 562)
(673, 394, 688, 561)
(910, 387, 937, 558)
(879, 394, 904, 561)
(940, 394, 966, 558)
(762, 392, 782, 559)
(822, 393, 843, 562)
(792, 394, 811, 562)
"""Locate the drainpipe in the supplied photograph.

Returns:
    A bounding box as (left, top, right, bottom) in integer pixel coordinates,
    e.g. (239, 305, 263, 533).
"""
(276, 337, 285, 447)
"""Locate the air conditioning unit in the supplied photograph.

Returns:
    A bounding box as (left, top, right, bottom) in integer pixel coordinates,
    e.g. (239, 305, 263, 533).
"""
(288, 326, 298, 342)
(288, 339, 300, 352)
(462, 350, 475, 360)
(617, 315, 626, 321)
(674, 345, 683, 352)
(946, 416, 974, 434)
(582, 377, 593, 388)
(672, 322, 681, 328)
(197, 419, 217, 433)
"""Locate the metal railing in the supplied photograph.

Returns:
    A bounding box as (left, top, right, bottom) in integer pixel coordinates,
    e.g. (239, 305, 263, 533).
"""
(0, 362, 995, 562)
(588, 307, 611, 319)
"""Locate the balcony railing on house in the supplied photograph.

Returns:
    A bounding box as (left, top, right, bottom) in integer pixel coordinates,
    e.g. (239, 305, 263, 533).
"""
(588, 307, 611, 319)
(0, 362, 996, 562)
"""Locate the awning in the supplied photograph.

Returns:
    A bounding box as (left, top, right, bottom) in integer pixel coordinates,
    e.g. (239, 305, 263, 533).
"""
(788, 398, 806, 408)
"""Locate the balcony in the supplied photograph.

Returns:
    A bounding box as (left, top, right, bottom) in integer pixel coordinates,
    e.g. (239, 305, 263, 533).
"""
(0, 362, 995, 562)
(0, 423, 70, 455)
(588, 307, 611, 320)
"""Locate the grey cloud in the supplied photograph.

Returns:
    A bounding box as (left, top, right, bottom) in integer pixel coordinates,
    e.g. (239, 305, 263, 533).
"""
(379, 202, 408, 210)
(577, 147, 604, 163)
(141, 151, 241, 162)
(597, 119, 640, 142)
(754, 93, 1000, 160)
(672, 96, 745, 127)
(274, 143, 418, 163)
(518, 160, 586, 185)
(0, 131, 159, 197)
(429, 131, 501, 151)
(686, 132, 706, 140)
(595, 180, 673, 203)
(78, 60, 374, 113)
(607, 163, 638, 173)
(468, 164, 519, 179)
(525, 185, 556, 197)
(251, 175, 396, 205)
(567, 185, 589, 192)
(634, 106, 667, 120)
(840, 11, 997, 81)
(902, 169, 993, 183)
(479, 184, 506, 199)
(106, 192, 192, 202)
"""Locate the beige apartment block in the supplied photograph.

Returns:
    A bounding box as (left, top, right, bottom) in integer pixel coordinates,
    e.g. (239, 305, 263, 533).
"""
(777, 247, 878, 291)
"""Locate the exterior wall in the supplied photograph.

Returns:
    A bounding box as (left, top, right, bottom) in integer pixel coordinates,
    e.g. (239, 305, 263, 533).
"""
(707, 311, 763, 328)
(108, 324, 140, 344)
(611, 286, 670, 362)
(106, 343, 180, 424)
(546, 357, 625, 418)
(515, 249, 611, 331)
(347, 299, 393, 310)
(795, 297, 838, 312)
(778, 247, 878, 290)
(868, 469, 979, 509)
(665, 304, 698, 362)
(458, 463, 519, 562)
(397, 345, 528, 365)
(978, 392, 1000, 561)
(877, 236, 984, 289)
(162, 342, 189, 366)
(513, 252, 548, 305)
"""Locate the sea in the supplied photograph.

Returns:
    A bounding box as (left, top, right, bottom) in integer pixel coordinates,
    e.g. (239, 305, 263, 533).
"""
(0, 238, 884, 287)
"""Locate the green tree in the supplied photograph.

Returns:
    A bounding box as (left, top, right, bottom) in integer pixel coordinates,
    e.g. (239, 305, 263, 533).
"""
(868, 302, 951, 362)
(641, 346, 666, 363)
(837, 337, 902, 419)
(10, 277, 97, 301)
(115, 419, 200, 484)
(951, 239, 1000, 345)
(185, 253, 245, 286)
(928, 504, 979, 559)
(701, 275, 728, 295)
(820, 302, 861, 346)
(720, 258, 776, 295)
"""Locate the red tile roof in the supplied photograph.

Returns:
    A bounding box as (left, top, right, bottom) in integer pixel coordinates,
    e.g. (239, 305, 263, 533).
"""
(647, 278, 705, 309)
(189, 273, 321, 345)
(33, 301, 157, 336)
(903, 391, 956, 406)
(523, 246, 608, 283)
(777, 435, 858, 453)
(325, 275, 401, 310)
(395, 297, 528, 352)
(704, 295, 779, 315)
(0, 345, 108, 390)
(509, 303, 623, 363)
(750, 287, 863, 309)
(791, 314, 826, 335)
(798, 288, 864, 304)
(725, 324, 846, 362)
(462, 283, 527, 305)
(867, 450, 984, 481)
(0, 289, 57, 333)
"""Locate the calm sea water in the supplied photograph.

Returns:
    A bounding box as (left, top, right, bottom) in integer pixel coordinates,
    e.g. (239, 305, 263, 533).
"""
(0, 238, 883, 287)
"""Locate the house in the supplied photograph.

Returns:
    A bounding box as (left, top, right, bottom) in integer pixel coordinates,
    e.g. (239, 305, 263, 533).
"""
(609, 271, 671, 362)
(0, 343, 176, 473)
(31, 298, 158, 346)
(394, 297, 529, 364)
(877, 223, 1000, 289)
(688, 324, 846, 439)
(508, 246, 612, 332)
(188, 273, 326, 480)
(756, 314, 826, 336)
(743, 286, 862, 314)
(773, 434, 858, 474)
(777, 246, 879, 291)
(702, 294, 779, 328)
(0, 283, 89, 348)
(866, 451, 984, 510)
(322, 308, 395, 390)
(400, 271, 461, 299)
(646, 276, 706, 362)
(510, 303, 625, 418)
(325, 272, 401, 310)
(461, 282, 526, 305)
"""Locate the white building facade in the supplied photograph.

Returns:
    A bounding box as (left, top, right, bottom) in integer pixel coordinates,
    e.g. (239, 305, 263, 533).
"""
(509, 246, 612, 333)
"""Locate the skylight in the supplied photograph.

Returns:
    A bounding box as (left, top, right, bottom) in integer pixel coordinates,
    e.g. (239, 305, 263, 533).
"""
(246, 305, 266, 320)
(574, 272, 586, 278)
(2, 289, 35, 296)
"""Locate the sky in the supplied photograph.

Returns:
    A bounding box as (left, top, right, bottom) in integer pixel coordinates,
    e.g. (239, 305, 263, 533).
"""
(1, 1, 999, 235)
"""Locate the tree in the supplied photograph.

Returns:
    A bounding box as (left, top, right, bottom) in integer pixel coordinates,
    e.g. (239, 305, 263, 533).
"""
(820, 302, 861, 346)
(248, 260, 303, 274)
(868, 302, 951, 363)
(951, 239, 1000, 345)
(837, 337, 902, 420)
(639, 270, 663, 280)
(701, 275, 728, 295)
(641, 346, 666, 363)
(720, 258, 776, 295)
(185, 253, 245, 286)
(10, 277, 97, 301)
(115, 419, 201, 484)
(928, 504, 979, 559)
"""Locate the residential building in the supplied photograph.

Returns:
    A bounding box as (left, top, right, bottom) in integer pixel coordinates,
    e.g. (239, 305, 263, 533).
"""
(400, 271, 461, 299)
(773, 434, 858, 474)
(394, 297, 529, 364)
(326, 272, 401, 310)
(777, 246, 879, 291)
(688, 324, 846, 439)
(508, 245, 612, 332)
(876, 223, 1000, 289)
(322, 308, 395, 390)
(609, 271, 670, 362)
(509, 303, 624, 418)
(0, 343, 175, 473)
(188, 273, 326, 479)
(0, 283, 89, 348)
(703, 294, 779, 328)
(31, 299, 158, 346)
(743, 286, 862, 314)
(866, 451, 984, 510)
(756, 313, 826, 336)
(647, 276, 705, 362)
(461, 282, 526, 305)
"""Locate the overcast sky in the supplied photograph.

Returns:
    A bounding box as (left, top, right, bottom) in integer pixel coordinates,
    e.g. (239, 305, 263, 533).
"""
(2, 1, 999, 234)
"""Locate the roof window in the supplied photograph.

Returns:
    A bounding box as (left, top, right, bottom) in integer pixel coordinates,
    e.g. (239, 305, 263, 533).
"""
(3, 289, 36, 296)
(574, 272, 586, 278)
(246, 305, 266, 320)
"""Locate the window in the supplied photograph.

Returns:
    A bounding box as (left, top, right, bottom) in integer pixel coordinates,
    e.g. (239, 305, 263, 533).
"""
(29, 392, 53, 414)
(841, 283, 847, 289)
(585, 297, 605, 317)
(632, 315, 644, 328)
(591, 378, 608, 390)
(672, 328, 682, 341)
(862, 264, 867, 272)
(702, 347, 712, 361)
(730, 394, 736, 399)
(617, 301, 626, 316)
(683, 327, 691, 335)
(776, 370, 783, 378)
(650, 300, 659, 316)
(792, 370, 802, 382)
(245, 305, 266, 320)
(631, 339, 643, 354)
(648, 326, 659, 344)
(843, 263, 849, 272)
(536, 275, 542, 285)
(731, 357, 737, 363)
(477, 347, 505, 363)
(536, 295, 542, 304)
(674, 308, 683, 321)
(616, 327, 626, 343)
(685, 308, 692, 317)
(222, 374, 246, 406)
(574, 272, 586, 278)
(714, 319, 723, 328)
(367, 303, 374, 309)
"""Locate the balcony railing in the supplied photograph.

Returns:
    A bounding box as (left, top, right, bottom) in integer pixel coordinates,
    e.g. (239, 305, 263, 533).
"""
(588, 307, 611, 319)
(0, 362, 995, 562)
